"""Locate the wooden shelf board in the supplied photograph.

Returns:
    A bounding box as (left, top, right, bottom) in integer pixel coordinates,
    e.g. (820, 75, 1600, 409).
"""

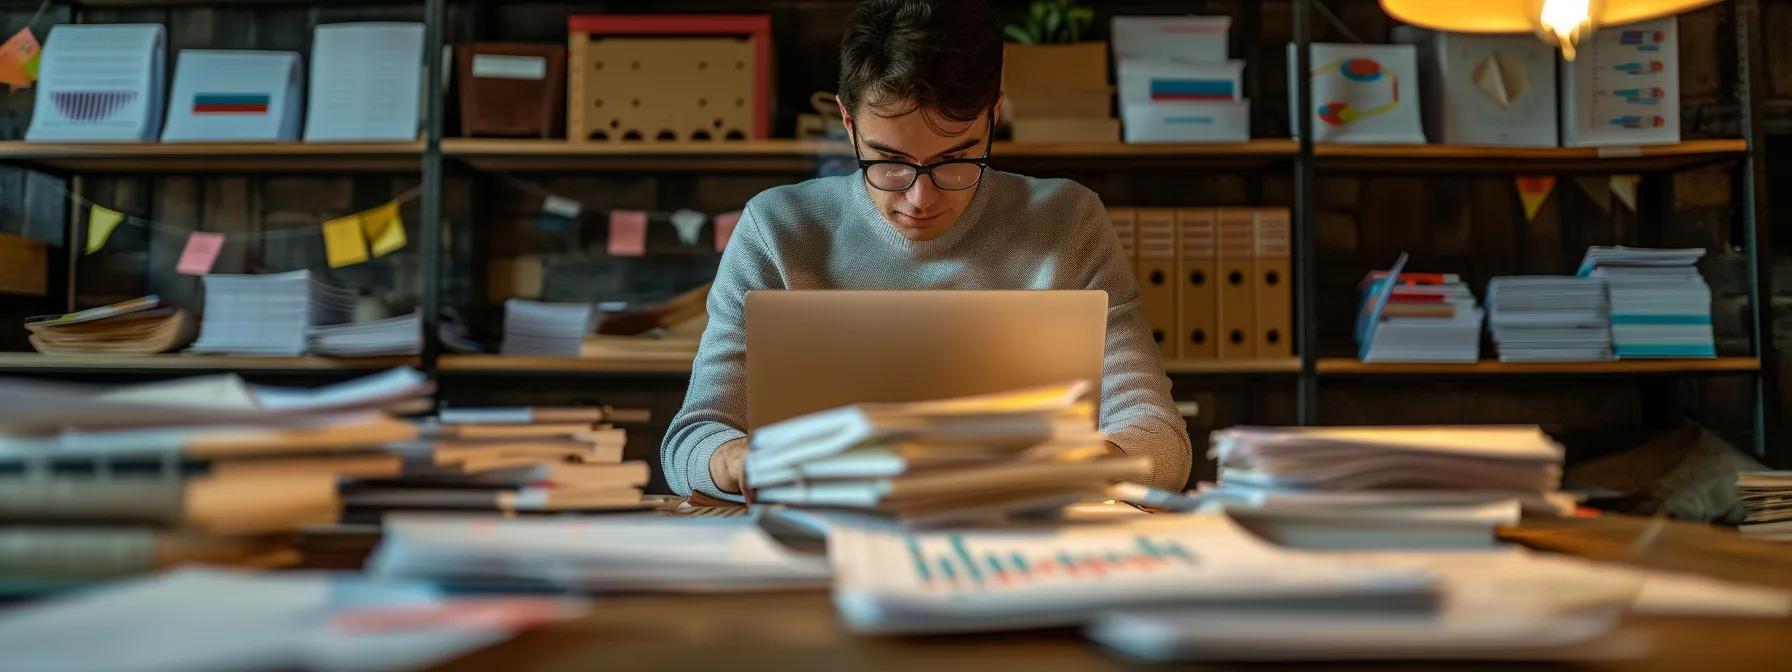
(1315, 139, 1746, 174)
(0, 141, 425, 173)
(0, 353, 419, 373)
(443, 138, 1299, 172)
(1163, 358, 1302, 374)
(1316, 357, 1760, 376)
(438, 354, 696, 375)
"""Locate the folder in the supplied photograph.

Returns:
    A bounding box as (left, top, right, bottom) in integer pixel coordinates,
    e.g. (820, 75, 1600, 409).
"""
(1135, 209, 1178, 360)
(1175, 209, 1218, 360)
(1253, 208, 1294, 358)
(1108, 207, 1137, 268)
(1215, 208, 1257, 359)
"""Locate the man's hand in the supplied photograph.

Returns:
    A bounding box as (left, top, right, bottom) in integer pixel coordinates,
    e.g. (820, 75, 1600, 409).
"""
(709, 438, 750, 494)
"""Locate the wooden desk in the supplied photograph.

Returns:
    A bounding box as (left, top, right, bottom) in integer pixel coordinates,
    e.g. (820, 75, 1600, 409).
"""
(417, 515, 1792, 672)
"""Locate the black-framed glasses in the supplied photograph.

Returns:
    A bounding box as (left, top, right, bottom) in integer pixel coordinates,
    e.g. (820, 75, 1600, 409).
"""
(857, 157, 990, 192)
(850, 113, 995, 192)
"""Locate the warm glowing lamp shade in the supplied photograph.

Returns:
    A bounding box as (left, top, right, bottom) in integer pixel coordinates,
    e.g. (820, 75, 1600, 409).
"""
(1380, 0, 1718, 59)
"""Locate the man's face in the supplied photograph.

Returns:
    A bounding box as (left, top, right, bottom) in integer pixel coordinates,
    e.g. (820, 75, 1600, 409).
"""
(841, 101, 999, 242)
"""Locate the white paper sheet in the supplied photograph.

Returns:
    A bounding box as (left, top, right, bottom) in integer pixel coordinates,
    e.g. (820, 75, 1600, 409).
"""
(304, 23, 424, 142)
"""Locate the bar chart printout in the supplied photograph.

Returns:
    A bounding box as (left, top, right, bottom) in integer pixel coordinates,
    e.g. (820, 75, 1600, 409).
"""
(902, 533, 1199, 592)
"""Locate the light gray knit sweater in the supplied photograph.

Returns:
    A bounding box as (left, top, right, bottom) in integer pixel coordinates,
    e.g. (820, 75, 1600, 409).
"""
(661, 170, 1194, 500)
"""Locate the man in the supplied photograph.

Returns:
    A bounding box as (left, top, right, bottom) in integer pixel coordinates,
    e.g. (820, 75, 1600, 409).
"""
(662, 0, 1193, 501)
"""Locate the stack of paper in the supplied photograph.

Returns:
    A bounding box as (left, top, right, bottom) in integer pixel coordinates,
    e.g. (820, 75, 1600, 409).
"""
(367, 514, 832, 592)
(189, 271, 356, 357)
(828, 514, 1438, 634)
(23, 296, 198, 355)
(0, 368, 434, 590)
(1737, 471, 1792, 541)
(1577, 246, 1714, 358)
(744, 381, 1149, 526)
(308, 311, 421, 357)
(1355, 260, 1485, 363)
(304, 23, 425, 142)
(501, 299, 593, 357)
(1486, 276, 1613, 362)
(341, 407, 647, 520)
(1201, 425, 1572, 515)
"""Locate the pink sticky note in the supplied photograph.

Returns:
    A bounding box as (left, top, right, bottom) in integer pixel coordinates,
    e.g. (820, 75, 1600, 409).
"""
(607, 210, 648, 257)
(177, 232, 225, 275)
(714, 210, 742, 253)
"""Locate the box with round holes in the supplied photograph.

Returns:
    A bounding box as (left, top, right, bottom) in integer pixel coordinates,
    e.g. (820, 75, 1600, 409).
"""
(566, 14, 772, 143)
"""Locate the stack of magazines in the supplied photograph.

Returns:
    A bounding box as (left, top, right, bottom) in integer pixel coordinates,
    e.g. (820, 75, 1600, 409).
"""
(1486, 276, 1613, 362)
(189, 271, 355, 357)
(1577, 247, 1714, 358)
(1354, 255, 1484, 363)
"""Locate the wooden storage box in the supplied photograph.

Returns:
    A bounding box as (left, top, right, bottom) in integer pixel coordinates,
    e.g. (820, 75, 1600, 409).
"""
(457, 43, 567, 139)
(0, 234, 47, 297)
(567, 15, 772, 143)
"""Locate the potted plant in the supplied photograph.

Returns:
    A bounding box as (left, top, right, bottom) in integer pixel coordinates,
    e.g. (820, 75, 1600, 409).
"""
(1002, 0, 1115, 141)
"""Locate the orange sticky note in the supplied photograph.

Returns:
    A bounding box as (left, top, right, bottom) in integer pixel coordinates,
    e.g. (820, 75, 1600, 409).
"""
(177, 232, 225, 275)
(714, 210, 742, 252)
(607, 210, 647, 257)
(1514, 176, 1555, 223)
(361, 201, 406, 257)
(323, 215, 369, 268)
(0, 28, 39, 90)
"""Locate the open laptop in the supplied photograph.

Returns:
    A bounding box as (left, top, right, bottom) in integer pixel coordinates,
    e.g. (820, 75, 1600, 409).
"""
(745, 290, 1107, 428)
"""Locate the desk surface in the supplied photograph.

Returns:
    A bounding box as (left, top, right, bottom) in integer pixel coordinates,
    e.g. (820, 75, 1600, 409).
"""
(416, 515, 1792, 672)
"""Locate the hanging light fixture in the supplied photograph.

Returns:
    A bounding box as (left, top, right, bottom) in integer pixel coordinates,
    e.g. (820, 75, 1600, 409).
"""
(1380, 0, 1719, 60)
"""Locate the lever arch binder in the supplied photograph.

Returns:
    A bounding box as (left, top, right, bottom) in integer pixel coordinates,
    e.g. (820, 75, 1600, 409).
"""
(1135, 209, 1178, 360)
(1176, 209, 1219, 360)
(1215, 208, 1258, 359)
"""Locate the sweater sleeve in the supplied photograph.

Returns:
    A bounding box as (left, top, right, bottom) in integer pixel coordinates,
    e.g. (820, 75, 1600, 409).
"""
(661, 204, 784, 501)
(1073, 193, 1195, 491)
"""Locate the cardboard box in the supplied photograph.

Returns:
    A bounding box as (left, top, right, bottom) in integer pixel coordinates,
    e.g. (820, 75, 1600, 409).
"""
(1111, 16, 1229, 63)
(1122, 100, 1249, 143)
(1012, 118, 1120, 142)
(567, 15, 773, 142)
(458, 43, 567, 139)
(1003, 42, 1109, 94)
(1003, 89, 1111, 120)
(1393, 27, 1557, 147)
(1561, 17, 1679, 147)
(1289, 43, 1425, 144)
(0, 234, 48, 297)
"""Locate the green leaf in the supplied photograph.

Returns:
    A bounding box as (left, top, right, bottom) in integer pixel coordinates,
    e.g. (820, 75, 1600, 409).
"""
(1044, 11, 1061, 42)
(1003, 24, 1036, 44)
(1068, 7, 1094, 26)
(1030, 1, 1048, 23)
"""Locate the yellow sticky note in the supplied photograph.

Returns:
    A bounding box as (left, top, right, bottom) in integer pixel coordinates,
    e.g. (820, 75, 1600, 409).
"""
(361, 201, 406, 258)
(323, 215, 368, 268)
(85, 205, 126, 254)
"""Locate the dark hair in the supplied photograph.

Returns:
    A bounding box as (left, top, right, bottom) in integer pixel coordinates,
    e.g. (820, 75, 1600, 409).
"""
(837, 0, 1003, 125)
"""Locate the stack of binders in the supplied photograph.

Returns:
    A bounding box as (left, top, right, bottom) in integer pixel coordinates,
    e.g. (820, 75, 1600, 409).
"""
(1486, 276, 1613, 362)
(1355, 260, 1484, 363)
(1110, 207, 1292, 363)
(341, 406, 648, 520)
(743, 380, 1146, 526)
(1577, 247, 1714, 358)
(1736, 471, 1792, 542)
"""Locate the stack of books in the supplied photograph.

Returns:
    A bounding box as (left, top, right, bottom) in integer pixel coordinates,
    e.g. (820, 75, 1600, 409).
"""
(1355, 262, 1485, 363)
(1737, 471, 1792, 542)
(0, 367, 432, 591)
(308, 311, 421, 357)
(1577, 247, 1715, 358)
(189, 270, 357, 357)
(1200, 425, 1573, 515)
(340, 405, 650, 521)
(743, 381, 1148, 526)
(1486, 276, 1613, 362)
(501, 299, 593, 357)
(23, 296, 198, 355)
